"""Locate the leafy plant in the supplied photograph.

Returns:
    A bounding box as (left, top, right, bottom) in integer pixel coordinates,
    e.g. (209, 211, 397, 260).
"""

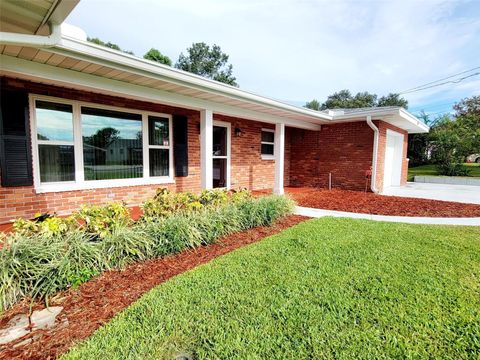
(73, 202, 131, 238)
(12, 213, 76, 238)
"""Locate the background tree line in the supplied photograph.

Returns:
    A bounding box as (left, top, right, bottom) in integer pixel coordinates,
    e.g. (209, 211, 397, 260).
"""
(305, 91, 479, 176)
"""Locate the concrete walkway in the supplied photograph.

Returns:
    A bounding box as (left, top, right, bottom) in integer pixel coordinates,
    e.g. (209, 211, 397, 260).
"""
(295, 206, 480, 226)
(382, 182, 480, 205)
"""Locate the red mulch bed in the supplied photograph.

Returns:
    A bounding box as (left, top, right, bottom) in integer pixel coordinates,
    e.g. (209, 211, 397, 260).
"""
(288, 188, 480, 217)
(0, 215, 307, 360)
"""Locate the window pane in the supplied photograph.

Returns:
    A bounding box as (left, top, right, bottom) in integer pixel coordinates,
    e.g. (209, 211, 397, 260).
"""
(39, 145, 75, 182)
(213, 158, 227, 188)
(261, 143, 274, 155)
(213, 126, 227, 157)
(82, 107, 143, 180)
(149, 149, 169, 177)
(36, 101, 73, 142)
(148, 116, 169, 146)
(261, 131, 274, 143)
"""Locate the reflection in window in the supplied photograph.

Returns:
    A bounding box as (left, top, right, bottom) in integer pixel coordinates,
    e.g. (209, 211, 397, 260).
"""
(81, 107, 143, 180)
(148, 116, 169, 146)
(148, 116, 170, 177)
(38, 145, 75, 182)
(36, 101, 73, 142)
(261, 129, 274, 156)
(35, 100, 75, 182)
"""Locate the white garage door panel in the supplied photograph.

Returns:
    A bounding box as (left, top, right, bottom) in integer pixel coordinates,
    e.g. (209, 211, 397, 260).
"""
(383, 130, 404, 189)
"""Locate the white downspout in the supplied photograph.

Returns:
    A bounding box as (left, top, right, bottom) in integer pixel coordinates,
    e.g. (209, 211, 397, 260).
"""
(0, 23, 61, 48)
(366, 115, 379, 193)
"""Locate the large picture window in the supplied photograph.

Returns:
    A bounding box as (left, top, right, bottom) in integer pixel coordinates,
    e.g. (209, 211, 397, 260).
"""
(81, 107, 143, 180)
(31, 96, 173, 192)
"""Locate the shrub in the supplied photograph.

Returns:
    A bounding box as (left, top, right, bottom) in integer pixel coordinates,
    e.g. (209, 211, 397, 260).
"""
(0, 232, 105, 310)
(436, 163, 471, 177)
(0, 193, 294, 311)
(73, 202, 132, 238)
(12, 213, 76, 238)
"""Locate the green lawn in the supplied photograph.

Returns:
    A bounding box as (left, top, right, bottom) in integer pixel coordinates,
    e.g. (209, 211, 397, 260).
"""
(64, 218, 480, 359)
(408, 163, 480, 181)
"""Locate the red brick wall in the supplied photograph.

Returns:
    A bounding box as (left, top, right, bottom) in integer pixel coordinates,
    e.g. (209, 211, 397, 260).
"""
(289, 121, 375, 191)
(375, 122, 409, 192)
(288, 120, 408, 192)
(0, 77, 280, 224)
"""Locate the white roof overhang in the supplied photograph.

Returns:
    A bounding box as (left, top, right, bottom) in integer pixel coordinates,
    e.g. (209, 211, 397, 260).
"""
(0, 0, 79, 35)
(0, 31, 429, 133)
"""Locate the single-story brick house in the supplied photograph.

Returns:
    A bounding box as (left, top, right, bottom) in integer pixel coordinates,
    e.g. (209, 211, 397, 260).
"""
(0, 1, 428, 225)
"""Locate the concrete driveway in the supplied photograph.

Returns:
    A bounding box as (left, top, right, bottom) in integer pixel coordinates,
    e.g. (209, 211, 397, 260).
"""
(382, 182, 480, 205)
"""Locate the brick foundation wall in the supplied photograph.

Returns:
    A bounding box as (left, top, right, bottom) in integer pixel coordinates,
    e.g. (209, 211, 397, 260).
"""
(0, 77, 281, 224)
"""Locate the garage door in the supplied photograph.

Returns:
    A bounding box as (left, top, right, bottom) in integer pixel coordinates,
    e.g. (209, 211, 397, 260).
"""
(383, 130, 404, 188)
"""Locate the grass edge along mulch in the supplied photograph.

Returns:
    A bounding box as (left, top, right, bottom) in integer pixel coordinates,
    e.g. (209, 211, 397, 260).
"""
(0, 215, 307, 360)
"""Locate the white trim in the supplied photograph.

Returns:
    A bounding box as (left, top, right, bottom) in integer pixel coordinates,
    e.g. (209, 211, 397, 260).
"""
(260, 128, 275, 160)
(200, 109, 213, 189)
(366, 116, 379, 193)
(383, 129, 405, 190)
(29, 94, 174, 193)
(274, 123, 285, 195)
(213, 120, 231, 190)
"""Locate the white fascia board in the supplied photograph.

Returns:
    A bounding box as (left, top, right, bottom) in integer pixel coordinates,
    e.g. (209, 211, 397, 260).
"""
(0, 54, 321, 131)
(51, 36, 332, 121)
(330, 108, 429, 134)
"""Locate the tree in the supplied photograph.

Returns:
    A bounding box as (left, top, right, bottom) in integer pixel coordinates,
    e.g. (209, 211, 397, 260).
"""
(305, 99, 321, 110)
(407, 111, 436, 166)
(426, 95, 480, 176)
(306, 90, 408, 111)
(143, 48, 172, 66)
(378, 93, 409, 109)
(175, 43, 238, 86)
(87, 37, 134, 55)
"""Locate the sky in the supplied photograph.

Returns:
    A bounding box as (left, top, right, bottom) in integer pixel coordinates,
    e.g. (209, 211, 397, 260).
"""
(65, 0, 480, 117)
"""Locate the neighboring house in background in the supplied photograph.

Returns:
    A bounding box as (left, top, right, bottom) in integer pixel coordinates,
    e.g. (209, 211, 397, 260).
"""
(0, 0, 429, 224)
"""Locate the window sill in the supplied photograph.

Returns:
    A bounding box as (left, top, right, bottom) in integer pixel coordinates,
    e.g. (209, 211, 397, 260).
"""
(261, 155, 275, 161)
(34, 177, 175, 194)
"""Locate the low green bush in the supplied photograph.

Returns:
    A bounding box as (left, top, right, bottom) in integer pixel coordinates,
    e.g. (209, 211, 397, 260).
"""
(0, 194, 294, 312)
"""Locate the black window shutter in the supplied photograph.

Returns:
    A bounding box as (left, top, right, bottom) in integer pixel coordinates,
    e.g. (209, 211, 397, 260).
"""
(173, 115, 188, 177)
(0, 89, 33, 187)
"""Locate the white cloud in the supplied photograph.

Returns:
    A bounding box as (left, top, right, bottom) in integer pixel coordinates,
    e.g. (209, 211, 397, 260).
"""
(67, 0, 480, 109)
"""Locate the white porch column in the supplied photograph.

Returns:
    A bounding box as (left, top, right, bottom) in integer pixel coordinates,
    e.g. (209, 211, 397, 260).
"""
(200, 109, 213, 189)
(274, 122, 285, 195)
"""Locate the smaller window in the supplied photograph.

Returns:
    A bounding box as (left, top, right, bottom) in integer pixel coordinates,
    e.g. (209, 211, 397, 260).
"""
(148, 116, 170, 177)
(261, 129, 274, 159)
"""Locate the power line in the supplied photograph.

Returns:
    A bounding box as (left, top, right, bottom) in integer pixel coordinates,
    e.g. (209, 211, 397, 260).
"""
(399, 66, 480, 93)
(399, 72, 480, 95)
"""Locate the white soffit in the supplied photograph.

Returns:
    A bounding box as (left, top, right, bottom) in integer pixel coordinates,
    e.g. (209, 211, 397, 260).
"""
(0, 0, 79, 35)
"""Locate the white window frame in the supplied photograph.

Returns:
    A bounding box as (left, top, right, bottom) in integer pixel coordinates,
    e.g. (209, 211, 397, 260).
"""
(29, 94, 174, 193)
(261, 128, 275, 160)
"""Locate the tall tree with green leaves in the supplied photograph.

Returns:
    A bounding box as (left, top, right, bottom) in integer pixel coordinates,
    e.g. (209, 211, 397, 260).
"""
(175, 42, 238, 86)
(305, 99, 321, 110)
(378, 93, 409, 108)
(143, 48, 172, 66)
(87, 37, 134, 55)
